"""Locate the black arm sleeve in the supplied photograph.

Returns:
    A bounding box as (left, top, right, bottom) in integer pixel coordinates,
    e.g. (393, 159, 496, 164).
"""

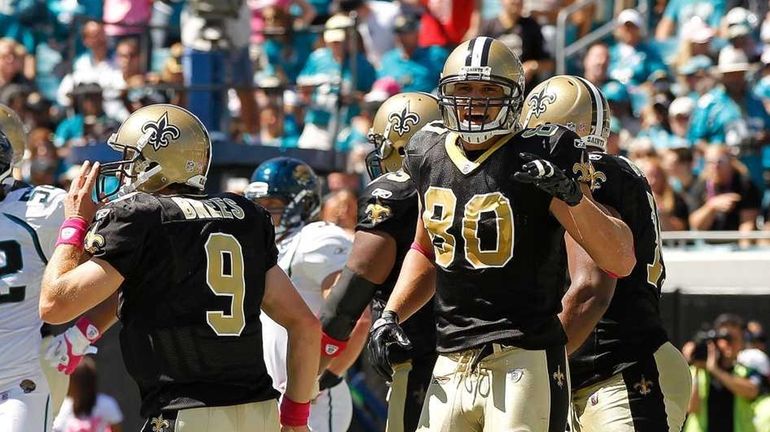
(320, 265, 378, 340)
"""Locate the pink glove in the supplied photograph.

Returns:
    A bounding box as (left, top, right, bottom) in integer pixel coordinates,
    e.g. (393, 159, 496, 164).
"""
(45, 317, 101, 375)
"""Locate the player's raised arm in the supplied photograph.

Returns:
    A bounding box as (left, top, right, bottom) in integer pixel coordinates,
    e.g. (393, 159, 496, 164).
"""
(262, 264, 321, 428)
(550, 184, 636, 277)
(39, 161, 125, 324)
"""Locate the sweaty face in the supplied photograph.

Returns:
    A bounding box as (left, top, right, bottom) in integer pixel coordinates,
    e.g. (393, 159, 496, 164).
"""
(447, 81, 506, 126)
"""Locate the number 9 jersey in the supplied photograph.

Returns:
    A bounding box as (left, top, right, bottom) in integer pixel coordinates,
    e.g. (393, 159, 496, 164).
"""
(403, 122, 588, 353)
(84, 191, 281, 417)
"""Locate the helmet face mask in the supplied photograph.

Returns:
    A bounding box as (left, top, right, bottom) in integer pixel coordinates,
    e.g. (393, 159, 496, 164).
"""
(98, 104, 211, 200)
(365, 92, 442, 178)
(438, 37, 525, 144)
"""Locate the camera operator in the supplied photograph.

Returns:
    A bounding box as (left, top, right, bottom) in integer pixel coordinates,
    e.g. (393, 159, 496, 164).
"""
(684, 314, 770, 432)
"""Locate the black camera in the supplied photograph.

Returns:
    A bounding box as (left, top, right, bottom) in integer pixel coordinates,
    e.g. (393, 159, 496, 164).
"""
(691, 328, 732, 362)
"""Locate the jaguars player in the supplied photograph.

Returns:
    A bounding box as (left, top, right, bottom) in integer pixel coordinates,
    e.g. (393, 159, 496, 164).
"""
(368, 37, 636, 431)
(39, 104, 321, 432)
(246, 157, 365, 432)
(520, 75, 691, 432)
(318, 92, 442, 432)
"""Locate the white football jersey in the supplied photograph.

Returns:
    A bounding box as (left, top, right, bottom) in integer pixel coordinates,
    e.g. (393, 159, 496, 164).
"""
(0, 184, 65, 390)
(261, 221, 352, 392)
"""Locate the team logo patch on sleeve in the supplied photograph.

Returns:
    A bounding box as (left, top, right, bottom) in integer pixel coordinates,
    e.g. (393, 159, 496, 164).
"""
(573, 162, 606, 191)
(84, 229, 106, 254)
(365, 203, 392, 224)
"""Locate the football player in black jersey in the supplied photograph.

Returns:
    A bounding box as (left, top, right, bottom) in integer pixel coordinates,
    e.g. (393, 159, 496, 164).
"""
(368, 37, 636, 431)
(520, 75, 691, 432)
(318, 92, 442, 432)
(39, 104, 321, 432)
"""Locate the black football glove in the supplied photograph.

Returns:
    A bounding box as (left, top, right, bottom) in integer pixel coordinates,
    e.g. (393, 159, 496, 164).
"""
(513, 152, 583, 206)
(367, 310, 412, 381)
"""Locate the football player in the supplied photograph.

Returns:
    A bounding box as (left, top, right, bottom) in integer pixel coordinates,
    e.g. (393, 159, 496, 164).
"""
(245, 157, 365, 432)
(368, 37, 636, 431)
(318, 92, 442, 432)
(520, 75, 691, 432)
(38, 104, 321, 432)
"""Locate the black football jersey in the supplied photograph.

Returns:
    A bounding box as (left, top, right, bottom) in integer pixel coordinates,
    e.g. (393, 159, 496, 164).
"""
(356, 170, 436, 359)
(86, 192, 280, 416)
(569, 153, 669, 390)
(403, 122, 588, 353)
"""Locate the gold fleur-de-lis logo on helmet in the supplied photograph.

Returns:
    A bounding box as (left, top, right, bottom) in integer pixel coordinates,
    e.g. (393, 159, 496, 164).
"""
(150, 414, 171, 432)
(388, 101, 421, 136)
(528, 86, 557, 119)
(573, 161, 607, 191)
(141, 112, 181, 151)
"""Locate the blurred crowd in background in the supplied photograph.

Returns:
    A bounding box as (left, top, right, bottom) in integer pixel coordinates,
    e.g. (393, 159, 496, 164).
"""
(6, 0, 770, 241)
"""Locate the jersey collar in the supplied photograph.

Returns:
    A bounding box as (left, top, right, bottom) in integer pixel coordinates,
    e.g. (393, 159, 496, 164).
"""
(444, 132, 512, 175)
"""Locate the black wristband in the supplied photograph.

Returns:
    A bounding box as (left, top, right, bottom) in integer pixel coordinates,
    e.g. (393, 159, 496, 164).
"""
(318, 370, 343, 391)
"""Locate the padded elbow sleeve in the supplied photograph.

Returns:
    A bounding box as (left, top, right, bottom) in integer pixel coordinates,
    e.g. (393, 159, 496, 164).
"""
(320, 265, 378, 340)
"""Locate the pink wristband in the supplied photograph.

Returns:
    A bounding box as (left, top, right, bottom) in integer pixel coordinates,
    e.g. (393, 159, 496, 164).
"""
(75, 316, 101, 343)
(56, 217, 89, 249)
(280, 396, 310, 427)
(410, 241, 435, 261)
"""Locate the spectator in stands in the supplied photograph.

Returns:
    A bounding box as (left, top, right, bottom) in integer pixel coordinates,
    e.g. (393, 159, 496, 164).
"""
(656, 0, 727, 40)
(296, 13, 376, 150)
(57, 21, 122, 110)
(259, 5, 318, 85)
(103, 0, 153, 45)
(337, 76, 399, 157)
(377, 14, 446, 93)
(639, 156, 690, 230)
(685, 313, 770, 432)
(604, 80, 640, 138)
(258, 103, 298, 147)
(321, 189, 358, 235)
(24, 91, 55, 131)
(661, 147, 698, 203)
(607, 116, 622, 155)
(677, 55, 715, 101)
(672, 17, 716, 74)
(0, 39, 33, 92)
(689, 46, 770, 148)
(282, 89, 304, 140)
(609, 9, 667, 88)
(747, 321, 768, 355)
(476, 0, 552, 90)
(52, 357, 123, 432)
(54, 83, 120, 149)
(406, 0, 482, 48)
(583, 42, 611, 87)
(25, 128, 60, 187)
(722, 7, 761, 62)
(249, 0, 317, 44)
(336, 0, 400, 68)
(689, 145, 760, 238)
(639, 94, 675, 148)
(668, 96, 695, 147)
